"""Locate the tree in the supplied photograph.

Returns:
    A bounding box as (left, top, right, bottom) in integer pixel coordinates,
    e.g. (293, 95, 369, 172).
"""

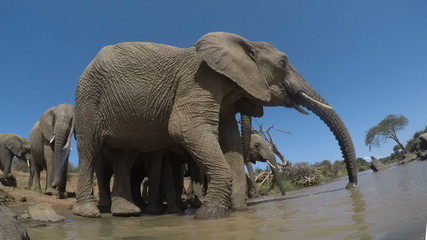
(365, 114, 408, 153)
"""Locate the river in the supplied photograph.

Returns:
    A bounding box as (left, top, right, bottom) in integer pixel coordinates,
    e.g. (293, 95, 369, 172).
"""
(27, 160, 427, 240)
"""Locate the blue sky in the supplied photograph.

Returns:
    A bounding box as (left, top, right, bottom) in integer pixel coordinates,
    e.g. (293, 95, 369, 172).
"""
(1, 1, 426, 169)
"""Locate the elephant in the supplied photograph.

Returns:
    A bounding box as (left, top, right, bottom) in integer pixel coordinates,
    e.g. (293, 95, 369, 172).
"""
(0, 133, 32, 185)
(28, 103, 75, 196)
(245, 133, 286, 196)
(96, 146, 187, 216)
(73, 32, 358, 220)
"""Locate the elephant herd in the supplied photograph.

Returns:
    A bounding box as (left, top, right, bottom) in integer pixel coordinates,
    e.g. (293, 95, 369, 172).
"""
(0, 103, 74, 197)
(1, 32, 359, 220)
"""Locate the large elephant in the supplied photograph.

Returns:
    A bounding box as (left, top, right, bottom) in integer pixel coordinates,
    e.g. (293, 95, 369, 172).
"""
(28, 103, 75, 196)
(0, 133, 32, 183)
(73, 32, 358, 219)
(245, 133, 286, 196)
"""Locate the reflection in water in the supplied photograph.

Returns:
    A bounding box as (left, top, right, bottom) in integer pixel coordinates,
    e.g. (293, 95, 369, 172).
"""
(346, 188, 372, 240)
(27, 161, 427, 240)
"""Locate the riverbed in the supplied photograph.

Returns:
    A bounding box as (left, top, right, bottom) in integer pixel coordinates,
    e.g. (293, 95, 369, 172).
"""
(27, 160, 427, 240)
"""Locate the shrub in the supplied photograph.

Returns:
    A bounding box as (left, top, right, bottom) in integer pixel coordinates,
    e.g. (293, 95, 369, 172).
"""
(286, 162, 320, 187)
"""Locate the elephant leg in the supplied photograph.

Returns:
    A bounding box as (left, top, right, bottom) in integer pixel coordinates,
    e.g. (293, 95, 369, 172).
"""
(144, 152, 164, 214)
(131, 158, 146, 210)
(110, 150, 141, 216)
(43, 143, 58, 196)
(72, 139, 101, 218)
(162, 157, 184, 214)
(27, 170, 33, 190)
(174, 125, 232, 219)
(29, 164, 42, 192)
(57, 167, 68, 199)
(0, 151, 13, 178)
(95, 155, 113, 213)
(219, 113, 248, 211)
(269, 158, 286, 195)
(246, 162, 258, 197)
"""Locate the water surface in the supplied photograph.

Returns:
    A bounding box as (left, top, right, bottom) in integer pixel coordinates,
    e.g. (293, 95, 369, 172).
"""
(28, 160, 427, 240)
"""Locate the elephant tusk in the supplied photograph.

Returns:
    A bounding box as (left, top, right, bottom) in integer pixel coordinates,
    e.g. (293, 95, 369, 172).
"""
(50, 135, 55, 144)
(293, 104, 309, 115)
(300, 92, 333, 110)
(27, 160, 30, 167)
(266, 160, 276, 169)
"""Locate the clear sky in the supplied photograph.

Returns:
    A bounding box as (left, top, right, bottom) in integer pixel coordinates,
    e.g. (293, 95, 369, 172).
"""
(1, 1, 426, 169)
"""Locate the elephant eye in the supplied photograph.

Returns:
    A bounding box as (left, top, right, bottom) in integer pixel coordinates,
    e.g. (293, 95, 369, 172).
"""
(280, 58, 288, 69)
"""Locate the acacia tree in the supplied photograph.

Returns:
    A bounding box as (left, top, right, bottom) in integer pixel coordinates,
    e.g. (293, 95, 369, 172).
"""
(365, 114, 409, 153)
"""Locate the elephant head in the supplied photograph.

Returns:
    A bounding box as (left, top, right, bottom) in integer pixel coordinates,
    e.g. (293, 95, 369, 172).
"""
(5, 134, 32, 164)
(247, 133, 286, 195)
(196, 32, 357, 188)
(39, 103, 75, 188)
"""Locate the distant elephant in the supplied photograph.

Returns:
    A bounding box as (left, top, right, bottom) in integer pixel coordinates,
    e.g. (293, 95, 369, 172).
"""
(28, 103, 75, 196)
(0, 133, 32, 183)
(245, 133, 286, 196)
(73, 32, 358, 219)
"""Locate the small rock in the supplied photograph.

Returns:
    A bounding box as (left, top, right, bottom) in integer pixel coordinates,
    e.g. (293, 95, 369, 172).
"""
(370, 156, 389, 172)
(21, 212, 30, 219)
(19, 197, 27, 202)
(28, 203, 65, 222)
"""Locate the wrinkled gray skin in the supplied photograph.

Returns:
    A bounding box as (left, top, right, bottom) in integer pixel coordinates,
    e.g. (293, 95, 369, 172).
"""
(246, 133, 286, 196)
(97, 147, 186, 216)
(0, 206, 30, 240)
(73, 32, 358, 220)
(0, 134, 32, 181)
(28, 103, 75, 196)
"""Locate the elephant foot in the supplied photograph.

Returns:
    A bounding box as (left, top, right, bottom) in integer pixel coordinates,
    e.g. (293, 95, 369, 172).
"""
(72, 201, 101, 218)
(45, 188, 59, 196)
(345, 182, 358, 189)
(194, 204, 229, 220)
(144, 203, 164, 214)
(111, 197, 141, 217)
(57, 192, 66, 199)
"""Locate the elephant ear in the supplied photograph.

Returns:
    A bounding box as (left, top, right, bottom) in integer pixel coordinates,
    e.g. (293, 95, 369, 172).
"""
(39, 107, 55, 142)
(195, 32, 271, 102)
(5, 134, 23, 157)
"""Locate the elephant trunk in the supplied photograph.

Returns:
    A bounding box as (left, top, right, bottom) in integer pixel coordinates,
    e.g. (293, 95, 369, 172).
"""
(266, 153, 286, 195)
(52, 121, 72, 189)
(297, 91, 358, 187)
(287, 65, 358, 187)
(240, 113, 252, 163)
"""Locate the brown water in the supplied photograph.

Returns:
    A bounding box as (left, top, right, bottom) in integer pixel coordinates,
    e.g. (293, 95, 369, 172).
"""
(27, 161, 427, 240)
